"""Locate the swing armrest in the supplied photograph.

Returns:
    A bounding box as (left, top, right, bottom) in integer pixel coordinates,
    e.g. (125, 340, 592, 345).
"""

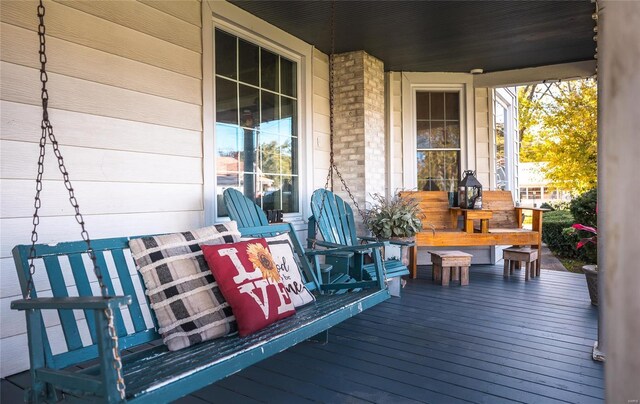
(11, 296, 132, 311)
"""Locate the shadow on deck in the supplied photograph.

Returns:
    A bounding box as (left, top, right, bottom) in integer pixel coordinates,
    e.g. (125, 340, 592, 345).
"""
(2, 265, 603, 403)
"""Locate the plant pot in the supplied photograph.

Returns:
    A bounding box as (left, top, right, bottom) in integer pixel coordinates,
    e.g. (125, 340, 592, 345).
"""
(582, 265, 598, 306)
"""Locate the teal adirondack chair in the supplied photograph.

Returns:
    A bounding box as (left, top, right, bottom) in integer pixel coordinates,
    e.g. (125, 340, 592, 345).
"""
(223, 188, 270, 228)
(223, 188, 347, 286)
(309, 189, 411, 295)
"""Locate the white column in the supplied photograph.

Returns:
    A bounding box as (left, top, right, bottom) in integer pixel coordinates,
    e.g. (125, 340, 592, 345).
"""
(601, 1, 640, 401)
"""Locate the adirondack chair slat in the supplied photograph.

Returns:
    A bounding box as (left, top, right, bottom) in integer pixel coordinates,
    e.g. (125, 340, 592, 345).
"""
(93, 251, 128, 337)
(42, 256, 84, 351)
(68, 254, 98, 343)
(111, 249, 147, 333)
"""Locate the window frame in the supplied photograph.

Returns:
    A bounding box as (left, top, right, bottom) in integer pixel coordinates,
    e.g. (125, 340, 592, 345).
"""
(490, 87, 519, 195)
(203, 2, 313, 224)
(401, 73, 475, 190)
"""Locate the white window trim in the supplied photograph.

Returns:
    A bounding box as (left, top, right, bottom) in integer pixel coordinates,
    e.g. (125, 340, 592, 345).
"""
(401, 72, 475, 190)
(202, 1, 313, 225)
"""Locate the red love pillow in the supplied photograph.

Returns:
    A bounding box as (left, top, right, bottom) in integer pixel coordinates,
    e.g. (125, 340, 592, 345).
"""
(201, 239, 295, 336)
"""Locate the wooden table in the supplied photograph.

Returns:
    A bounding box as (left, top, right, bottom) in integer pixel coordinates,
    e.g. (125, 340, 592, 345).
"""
(449, 208, 493, 233)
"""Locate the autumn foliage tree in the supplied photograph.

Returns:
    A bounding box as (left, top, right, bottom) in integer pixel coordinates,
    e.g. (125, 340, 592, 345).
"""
(518, 80, 597, 194)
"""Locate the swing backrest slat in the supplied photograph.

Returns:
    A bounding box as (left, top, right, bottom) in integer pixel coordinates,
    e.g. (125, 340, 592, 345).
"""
(42, 255, 84, 351)
(93, 250, 128, 338)
(68, 253, 98, 342)
(111, 249, 147, 333)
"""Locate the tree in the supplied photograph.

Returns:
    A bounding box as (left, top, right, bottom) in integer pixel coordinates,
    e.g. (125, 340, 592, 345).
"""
(517, 80, 597, 194)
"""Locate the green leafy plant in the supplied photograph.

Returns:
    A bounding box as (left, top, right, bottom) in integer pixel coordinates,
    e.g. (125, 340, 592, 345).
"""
(365, 193, 423, 239)
(570, 188, 597, 227)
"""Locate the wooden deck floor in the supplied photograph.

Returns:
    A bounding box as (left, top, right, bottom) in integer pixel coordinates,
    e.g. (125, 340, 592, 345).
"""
(2, 265, 604, 403)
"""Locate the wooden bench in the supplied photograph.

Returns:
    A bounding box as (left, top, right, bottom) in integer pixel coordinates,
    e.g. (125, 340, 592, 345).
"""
(10, 223, 390, 403)
(401, 191, 547, 278)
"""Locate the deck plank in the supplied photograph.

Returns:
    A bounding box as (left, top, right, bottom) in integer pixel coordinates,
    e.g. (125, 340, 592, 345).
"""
(2, 265, 604, 403)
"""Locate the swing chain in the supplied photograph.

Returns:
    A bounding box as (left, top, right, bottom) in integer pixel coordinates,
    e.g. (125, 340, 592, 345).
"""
(25, 2, 126, 399)
(315, 0, 366, 240)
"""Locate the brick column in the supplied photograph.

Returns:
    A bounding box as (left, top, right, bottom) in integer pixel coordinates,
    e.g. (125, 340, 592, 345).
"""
(331, 51, 386, 231)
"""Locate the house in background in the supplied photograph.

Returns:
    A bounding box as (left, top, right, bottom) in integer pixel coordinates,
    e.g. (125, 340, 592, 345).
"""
(519, 162, 573, 207)
(1, 1, 638, 400)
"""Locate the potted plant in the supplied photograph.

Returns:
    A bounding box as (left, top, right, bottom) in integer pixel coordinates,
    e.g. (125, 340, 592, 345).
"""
(573, 223, 598, 305)
(364, 193, 423, 266)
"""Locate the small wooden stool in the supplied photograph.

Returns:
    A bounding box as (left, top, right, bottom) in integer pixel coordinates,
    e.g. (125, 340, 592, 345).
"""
(503, 246, 539, 281)
(429, 251, 473, 286)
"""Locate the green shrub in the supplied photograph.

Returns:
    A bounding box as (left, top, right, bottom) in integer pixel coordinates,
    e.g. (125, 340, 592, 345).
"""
(540, 200, 571, 211)
(542, 210, 577, 257)
(570, 188, 597, 227)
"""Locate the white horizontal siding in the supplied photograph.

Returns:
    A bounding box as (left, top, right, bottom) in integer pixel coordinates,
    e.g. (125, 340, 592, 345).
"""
(0, 0, 204, 378)
(312, 48, 331, 189)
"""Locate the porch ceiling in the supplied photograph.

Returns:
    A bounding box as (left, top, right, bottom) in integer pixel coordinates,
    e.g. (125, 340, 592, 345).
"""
(228, 1, 596, 73)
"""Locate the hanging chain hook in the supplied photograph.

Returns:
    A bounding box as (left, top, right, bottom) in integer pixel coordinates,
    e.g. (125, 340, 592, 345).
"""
(25, 1, 126, 399)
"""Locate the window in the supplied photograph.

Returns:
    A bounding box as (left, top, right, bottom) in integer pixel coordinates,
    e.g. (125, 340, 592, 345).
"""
(214, 29, 299, 217)
(415, 91, 460, 192)
(494, 99, 508, 190)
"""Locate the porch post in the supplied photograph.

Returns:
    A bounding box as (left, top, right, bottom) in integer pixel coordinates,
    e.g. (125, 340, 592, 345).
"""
(331, 51, 387, 231)
(600, 1, 640, 401)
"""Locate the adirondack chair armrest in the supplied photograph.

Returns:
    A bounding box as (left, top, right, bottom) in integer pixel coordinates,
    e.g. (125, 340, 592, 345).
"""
(11, 296, 132, 311)
(307, 238, 344, 249)
(306, 242, 389, 256)
(359, 236, 415, 247)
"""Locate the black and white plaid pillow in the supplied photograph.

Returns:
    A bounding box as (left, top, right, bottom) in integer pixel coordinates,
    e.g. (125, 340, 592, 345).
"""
(129, 223, 240, 351)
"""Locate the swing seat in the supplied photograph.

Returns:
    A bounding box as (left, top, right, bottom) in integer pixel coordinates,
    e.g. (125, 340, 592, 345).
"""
(10, 223, 390, 403)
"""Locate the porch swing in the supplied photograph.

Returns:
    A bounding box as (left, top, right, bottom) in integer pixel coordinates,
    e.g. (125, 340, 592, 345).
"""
(9, 2, 390, 402)
(307, 2, 413, 291)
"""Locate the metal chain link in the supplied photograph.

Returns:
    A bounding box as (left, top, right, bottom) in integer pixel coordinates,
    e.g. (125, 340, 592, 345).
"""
(25, 1, 126, 399)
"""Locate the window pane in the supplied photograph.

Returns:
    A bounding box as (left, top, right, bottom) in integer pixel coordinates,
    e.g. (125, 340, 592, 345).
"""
(239, 84, 259, 128)
(216, 78, 237, 125)
(215, 30, 236, 79)
(280, 96, 297, 137)
(445, 92, 459, 121)
(259, 132, 281, 174)
(280, 58, 296, 97)
(215, 123, 242, 168)
(261, 49, 278, 92)
(416, 92, 430, 119)
(417, 121, 430, 148)
(445, 122, 460, 148)
(281, 137, 296, 176)
(238, 39, 259, 86)
(430, 121, 445, 148)
(282, 176, 299, 213)
(430, 92, 445, 120)
(261, 91, 279, 124)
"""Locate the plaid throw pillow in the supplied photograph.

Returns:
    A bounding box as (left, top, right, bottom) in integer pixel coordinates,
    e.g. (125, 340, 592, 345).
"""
(129, 223, 240, 351)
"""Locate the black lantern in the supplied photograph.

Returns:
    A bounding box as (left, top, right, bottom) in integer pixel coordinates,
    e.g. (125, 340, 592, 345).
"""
(458, 170, 483, 209)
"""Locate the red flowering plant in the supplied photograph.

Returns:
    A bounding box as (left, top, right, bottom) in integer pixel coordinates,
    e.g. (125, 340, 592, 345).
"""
(572, 223, 597, 249)
(571, 203, 598, 266)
